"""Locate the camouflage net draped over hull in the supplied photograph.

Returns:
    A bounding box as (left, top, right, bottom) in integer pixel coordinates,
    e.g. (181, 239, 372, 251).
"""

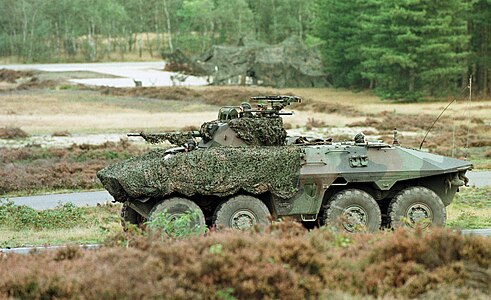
(97, 146, 302, 201)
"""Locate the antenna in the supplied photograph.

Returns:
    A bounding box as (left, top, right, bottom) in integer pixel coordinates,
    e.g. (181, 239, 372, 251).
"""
(464, 75, 472, 159)
(419, 98, 456, 150)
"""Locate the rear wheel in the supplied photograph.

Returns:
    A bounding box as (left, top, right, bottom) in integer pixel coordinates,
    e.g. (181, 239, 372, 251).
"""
(389, 186, 445, 228)
(149, 197, 206, 228)
(324, 189, 381, 232)
(213, 195, 271, 229)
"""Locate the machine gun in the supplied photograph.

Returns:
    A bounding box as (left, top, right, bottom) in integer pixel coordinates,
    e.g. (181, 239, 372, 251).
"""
(127, 131, 201, 145)
(245, 95, 302, 118)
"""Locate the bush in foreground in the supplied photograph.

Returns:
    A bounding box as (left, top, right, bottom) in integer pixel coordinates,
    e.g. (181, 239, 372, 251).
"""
(0, 222, 489, 299)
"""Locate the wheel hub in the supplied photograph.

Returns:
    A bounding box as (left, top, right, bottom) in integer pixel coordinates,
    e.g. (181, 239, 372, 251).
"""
(342, 205, 368, 232)
(231, 210, 257, 229)
(406, 202, 433, 228)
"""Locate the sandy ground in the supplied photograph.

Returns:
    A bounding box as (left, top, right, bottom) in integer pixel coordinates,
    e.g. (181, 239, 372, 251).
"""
(0, 62, 489, 139)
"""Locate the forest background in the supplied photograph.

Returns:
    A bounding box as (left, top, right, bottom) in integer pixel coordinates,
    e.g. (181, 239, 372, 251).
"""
(0, 0, 490, 100)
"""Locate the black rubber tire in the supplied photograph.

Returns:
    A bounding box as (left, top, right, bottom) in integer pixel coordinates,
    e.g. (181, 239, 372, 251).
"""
(213, 195, 271, 229)
(149, 197, 206, 227)
(324, 189, 381, 232)
(389, 186, 446, 228)
(121, 203, 145, 230)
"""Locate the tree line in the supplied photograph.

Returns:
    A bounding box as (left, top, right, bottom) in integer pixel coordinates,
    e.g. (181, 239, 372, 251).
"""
(0, 0, 489, 99)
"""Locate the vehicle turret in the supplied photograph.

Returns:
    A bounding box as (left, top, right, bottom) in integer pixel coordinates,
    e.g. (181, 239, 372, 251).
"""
(128, 95, 301, 150)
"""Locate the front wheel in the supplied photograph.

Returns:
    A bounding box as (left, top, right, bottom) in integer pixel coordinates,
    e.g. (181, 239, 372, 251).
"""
(149, 197, 206, 229)
(389, 186, 446, 228)
(323, 189, 381, 232)
(213, 195, 271, 229)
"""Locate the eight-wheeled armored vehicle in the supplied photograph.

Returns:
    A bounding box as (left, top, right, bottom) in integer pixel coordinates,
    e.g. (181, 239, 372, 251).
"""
(97, 96, 473, 232)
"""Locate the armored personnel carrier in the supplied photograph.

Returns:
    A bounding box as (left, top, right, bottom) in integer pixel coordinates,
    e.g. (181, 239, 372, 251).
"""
(97, 96, 473, 232)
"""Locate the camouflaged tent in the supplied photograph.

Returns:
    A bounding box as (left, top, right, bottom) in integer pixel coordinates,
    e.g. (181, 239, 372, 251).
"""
(195, 36, 328, 88)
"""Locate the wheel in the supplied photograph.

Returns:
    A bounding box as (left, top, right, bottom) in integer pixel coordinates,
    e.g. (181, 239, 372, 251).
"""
(213, 195, 271, 229)
(121, 202, 145, 230)
(324, 189, 381, 232)
(389, 186, 446, 228)
(149, 197, 206, 228)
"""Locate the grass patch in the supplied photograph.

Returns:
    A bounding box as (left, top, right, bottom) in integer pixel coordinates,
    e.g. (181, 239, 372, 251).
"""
(0, 202, 121, 248)
(447, 186, 491, 229)
(0, 201, 84, 230)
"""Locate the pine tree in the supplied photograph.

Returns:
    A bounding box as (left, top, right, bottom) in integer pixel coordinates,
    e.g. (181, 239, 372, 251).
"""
(468, 0, 491, 97)
(314, 0, 365, 87)
(362, 0, 469, 100)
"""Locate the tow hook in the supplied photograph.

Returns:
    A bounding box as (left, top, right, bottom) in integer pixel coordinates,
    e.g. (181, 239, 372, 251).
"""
(450, 173, 466, 187)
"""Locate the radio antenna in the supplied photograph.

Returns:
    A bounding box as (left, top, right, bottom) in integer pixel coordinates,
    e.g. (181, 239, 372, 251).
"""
(464, 76, 472, 159)
(419, 98, 456, 150)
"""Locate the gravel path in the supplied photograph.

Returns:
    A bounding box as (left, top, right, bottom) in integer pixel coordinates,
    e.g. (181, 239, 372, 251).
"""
(466, 171, 491, 187)
(2, 191, 114, 210)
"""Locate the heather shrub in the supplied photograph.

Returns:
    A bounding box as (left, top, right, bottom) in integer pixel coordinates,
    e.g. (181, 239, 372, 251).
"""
(0, 141, 145, 194)
(0, 223, 489, 299)
(0, 127, 29, 139)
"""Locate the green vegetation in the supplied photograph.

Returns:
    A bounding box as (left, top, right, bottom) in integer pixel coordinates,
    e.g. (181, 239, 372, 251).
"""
(0, 0, 489, 99)
(146, 210, 208, 238)
(314, 0, 489, 99)
(447, 186, 491, 229)
(0, 202, 121, 248)
(0, 200, 83, 230)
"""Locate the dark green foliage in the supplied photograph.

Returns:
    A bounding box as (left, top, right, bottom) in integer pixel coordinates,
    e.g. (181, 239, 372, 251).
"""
(468, 0, 491, 96)
(313, 0, 370, 88)
(362, 0, 469, 99)
(313, 0, 490, 99)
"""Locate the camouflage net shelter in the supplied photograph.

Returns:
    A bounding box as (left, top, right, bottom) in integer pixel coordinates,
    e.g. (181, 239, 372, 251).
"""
(195, 36, 328, 88)
(97, 146, 302, 201)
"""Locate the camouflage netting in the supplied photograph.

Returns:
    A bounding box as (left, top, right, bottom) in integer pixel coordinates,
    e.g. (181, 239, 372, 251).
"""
(97, 146, 302, 201)
(228, 118, 286, 146)
(200, 117, 287, 146)
(140, 132, 197, 145)
(195, 36, 329, 88)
